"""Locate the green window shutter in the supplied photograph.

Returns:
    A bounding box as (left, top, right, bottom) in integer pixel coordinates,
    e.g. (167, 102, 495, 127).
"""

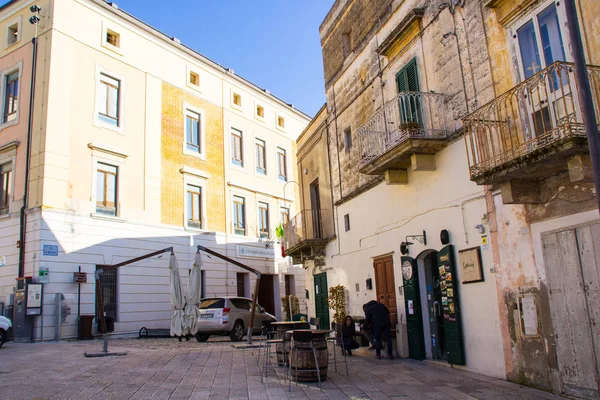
(395, 59, 422, 126)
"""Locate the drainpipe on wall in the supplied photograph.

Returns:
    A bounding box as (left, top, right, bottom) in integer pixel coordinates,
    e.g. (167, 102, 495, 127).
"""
(17, 37, 38, 290)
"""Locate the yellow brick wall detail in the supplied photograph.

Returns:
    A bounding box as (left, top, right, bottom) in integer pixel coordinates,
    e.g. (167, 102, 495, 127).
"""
(161, 83, 226, 232)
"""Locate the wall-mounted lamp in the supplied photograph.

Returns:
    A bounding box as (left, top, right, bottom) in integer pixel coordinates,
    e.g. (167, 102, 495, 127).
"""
(440, 229, 450, 245)
(400, 230, 427, 255)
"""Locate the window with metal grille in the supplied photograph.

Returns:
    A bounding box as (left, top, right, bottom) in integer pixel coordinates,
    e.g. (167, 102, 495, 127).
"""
(255, 139, 266, 174)
(258, 202, 269, 239)
(4, 70, 18, 123)
(233, 196, 246, 235)
(96, 265, 117, 321)
(277, 147, 287, 181)
(185, 110, 201, 153)
(187, 184, 202, 229)
(98, 73, 120, 126)
(231, 128, 243, 167)
(96, 163, 118, 216)
(0, 163, 12, 215)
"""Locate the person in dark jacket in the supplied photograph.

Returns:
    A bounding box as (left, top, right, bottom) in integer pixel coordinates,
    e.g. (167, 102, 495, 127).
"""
(364, 300, 395, 359)
(341, 316, 360, 356)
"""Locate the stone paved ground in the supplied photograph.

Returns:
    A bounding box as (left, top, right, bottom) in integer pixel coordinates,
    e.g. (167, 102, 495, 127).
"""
(0, 337, 564, 400)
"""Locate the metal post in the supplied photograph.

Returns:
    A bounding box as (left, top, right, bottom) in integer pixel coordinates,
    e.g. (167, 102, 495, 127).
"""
(248, 273, 261, 345)
(565, 0, 600, 211)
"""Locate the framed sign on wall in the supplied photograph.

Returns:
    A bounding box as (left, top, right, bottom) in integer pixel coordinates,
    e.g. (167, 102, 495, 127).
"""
(458, 247, 484, 284)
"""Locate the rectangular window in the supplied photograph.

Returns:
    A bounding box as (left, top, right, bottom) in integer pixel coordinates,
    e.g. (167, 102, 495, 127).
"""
(344, 127, 352, 151)
(185, 110, 201, 153)
(277, 115, 285, 129)
(96, 163, 118, 216)
(344, 214, 350, 232)
(277, 147, 287, 181)
(258, 202, 269, 239)
(255, 139, 266, 174)
(233, 195, 246, 235)
(96, 265, 117, 321)
(186, 184, 202, 229)
(106, 30, 120, 47)
(285, 275, 295, 296)
(98, 74, 120, 127)
(233, 93, 242, 107)
(231, 128, 243, 167)
(256, 105, 265, 118)
(4, 71, 18, 123)
(7, 23, 18, 46)
(280, 206, 290, 224)
(189, 71, 199, 87)
(0, 163, 12, 215)
(342, 30, 353, 58)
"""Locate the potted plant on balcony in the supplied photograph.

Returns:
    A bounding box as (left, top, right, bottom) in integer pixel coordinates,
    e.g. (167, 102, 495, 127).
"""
(327, 285, 347, 335)
(399, 121, 421, 136)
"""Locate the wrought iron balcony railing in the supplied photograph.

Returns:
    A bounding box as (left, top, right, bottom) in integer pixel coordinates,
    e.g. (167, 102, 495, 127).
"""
(283, 209, 327, 252)
(358, 91, 451, 167)
(463, 61, 600, 182)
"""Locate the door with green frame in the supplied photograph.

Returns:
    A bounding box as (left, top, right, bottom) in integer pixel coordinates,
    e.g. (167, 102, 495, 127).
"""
(314, 273, 330, 330)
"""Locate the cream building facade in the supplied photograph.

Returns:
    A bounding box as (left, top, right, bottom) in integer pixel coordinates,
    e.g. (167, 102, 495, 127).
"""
(0, 0, 309, 340)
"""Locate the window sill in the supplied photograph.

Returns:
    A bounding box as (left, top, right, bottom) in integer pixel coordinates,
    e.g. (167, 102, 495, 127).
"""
(94, 118, 125, 135)
(254, 115, 266, 123)
(183, 148, 206, 161)
(0, 117, 18, 131)
(230, 163, 245, 172)
(186, 82, 202, 94)
(185, 226, 208, 233)
(101, 42, 123, 56)
(90, 213, 126, 223)
(0, 212, 11, 220)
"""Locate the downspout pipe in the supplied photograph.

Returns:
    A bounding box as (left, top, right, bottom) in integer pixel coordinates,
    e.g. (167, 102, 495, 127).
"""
(18, 36, 38, 290)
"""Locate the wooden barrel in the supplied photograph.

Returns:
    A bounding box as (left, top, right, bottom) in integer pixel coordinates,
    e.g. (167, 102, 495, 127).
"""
(275, 322, 310, 365)
(289, 334, 328, 382)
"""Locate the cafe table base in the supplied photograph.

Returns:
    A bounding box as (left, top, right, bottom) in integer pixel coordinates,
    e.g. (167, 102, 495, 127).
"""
(288, 332, 329, 382)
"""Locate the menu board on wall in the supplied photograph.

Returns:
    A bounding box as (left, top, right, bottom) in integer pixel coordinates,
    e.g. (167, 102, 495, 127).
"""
(438, 245, 465, 366)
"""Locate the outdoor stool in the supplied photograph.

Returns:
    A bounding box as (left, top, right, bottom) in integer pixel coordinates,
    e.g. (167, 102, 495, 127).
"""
(257, 320, 276, 369)
(261, 329, 287, 383)
(326, 336, 349, 376)
(288, 330, 323, 392)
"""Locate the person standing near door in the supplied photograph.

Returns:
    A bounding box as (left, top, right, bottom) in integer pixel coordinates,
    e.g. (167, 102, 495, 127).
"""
(364, 300, 395, 359)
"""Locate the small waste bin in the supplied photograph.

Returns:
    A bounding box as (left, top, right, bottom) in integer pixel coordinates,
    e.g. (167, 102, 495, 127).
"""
(78, 315, 95, 340)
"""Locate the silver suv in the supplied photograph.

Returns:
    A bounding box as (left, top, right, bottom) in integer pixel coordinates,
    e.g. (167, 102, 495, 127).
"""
(195, 296, 277, 342)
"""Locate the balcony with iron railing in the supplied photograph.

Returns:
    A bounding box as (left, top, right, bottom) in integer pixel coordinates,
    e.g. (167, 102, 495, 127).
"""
(283, 209, 333, 263)
(358, 91, 452, 176)
(463, 61, 600, 186)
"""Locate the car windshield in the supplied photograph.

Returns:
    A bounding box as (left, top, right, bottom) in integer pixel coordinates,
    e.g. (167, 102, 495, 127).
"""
(199, 298, 225, 309)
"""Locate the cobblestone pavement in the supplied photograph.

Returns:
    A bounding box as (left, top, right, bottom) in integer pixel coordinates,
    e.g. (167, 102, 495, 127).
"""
(0, 337, 564, 400)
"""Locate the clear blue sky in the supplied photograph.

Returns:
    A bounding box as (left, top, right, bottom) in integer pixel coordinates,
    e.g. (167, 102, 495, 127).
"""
(113, 0, 333, 117)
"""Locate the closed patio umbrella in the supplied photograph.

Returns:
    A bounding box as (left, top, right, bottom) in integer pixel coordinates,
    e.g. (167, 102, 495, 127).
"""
(183, 253, 203, 336)
(169, 254, 185, 337)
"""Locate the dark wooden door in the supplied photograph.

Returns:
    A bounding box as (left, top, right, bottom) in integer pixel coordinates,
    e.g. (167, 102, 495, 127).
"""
(258, 274, 275, 315)
(237, 273, 245, 297)
(314, 273, 329, 330)
(425, 251, 446, 360)
(309, 179, 322, 239)
(438, 245, 465, 365)
(373, 256, 398, 330)
(401, 256, 425, 360)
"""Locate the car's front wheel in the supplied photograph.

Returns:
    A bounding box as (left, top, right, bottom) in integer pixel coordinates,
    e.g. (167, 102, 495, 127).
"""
(0, 330, 6, 348)
(195, 333, 210, 342)
(229, 321, 244, 342)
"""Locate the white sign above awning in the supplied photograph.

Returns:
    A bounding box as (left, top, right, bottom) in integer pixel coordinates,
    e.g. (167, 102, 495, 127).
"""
(236, 245, 275, 260)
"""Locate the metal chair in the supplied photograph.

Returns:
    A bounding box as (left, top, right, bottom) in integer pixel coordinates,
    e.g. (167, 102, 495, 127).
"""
(257, 320, 276, 368)
(288, 330, 322, 392)
(326, 336, 349, 376)
(261, 324, 287, 383)
(309, 317, 320, 329)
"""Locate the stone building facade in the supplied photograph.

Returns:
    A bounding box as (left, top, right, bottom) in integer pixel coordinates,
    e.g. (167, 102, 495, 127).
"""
(287, 0, 600, 397)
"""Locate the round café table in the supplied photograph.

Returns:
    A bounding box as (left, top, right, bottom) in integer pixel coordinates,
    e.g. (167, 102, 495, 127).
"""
(270, 321, 310, 365)
(286, 329, 332, 382)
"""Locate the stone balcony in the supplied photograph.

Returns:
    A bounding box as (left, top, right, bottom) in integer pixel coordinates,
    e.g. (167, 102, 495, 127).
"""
(463, 61, 599, 203)
(358, 91, 452, 183)
(283, 209, 334, 265)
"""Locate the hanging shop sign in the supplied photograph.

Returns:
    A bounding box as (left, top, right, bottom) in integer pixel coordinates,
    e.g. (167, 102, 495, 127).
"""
(458, 247, 484, 284)
(438, 245, 465, 365)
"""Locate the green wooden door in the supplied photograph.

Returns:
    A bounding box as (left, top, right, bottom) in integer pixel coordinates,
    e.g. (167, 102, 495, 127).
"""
(438, 245, 465, 365)
(314, 273, 330, 330)
(401, 256, 425, 360)
(396, 58, 422, 127)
